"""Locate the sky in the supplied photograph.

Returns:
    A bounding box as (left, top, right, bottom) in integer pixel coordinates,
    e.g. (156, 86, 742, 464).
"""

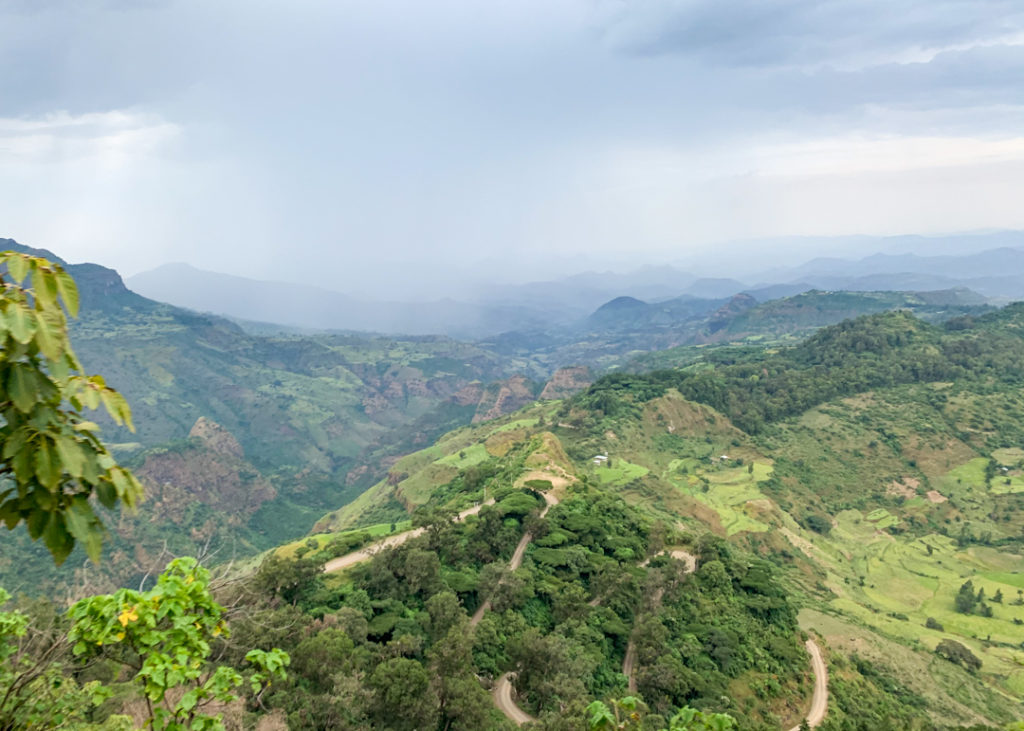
(2, 0, 1024, 298)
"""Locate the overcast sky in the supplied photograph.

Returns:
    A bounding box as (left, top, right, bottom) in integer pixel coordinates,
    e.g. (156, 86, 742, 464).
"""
(2, 0, 1024, 297)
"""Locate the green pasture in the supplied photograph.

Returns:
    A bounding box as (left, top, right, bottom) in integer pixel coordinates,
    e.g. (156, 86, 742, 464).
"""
(805, 507, 1024, 692)
(436, 442, 489, 468)
(664, 462, 774, 536)
(593, 458, 650, 486)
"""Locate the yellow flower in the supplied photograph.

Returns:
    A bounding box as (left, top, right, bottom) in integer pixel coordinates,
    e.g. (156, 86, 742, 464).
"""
(116, 631, 125, 641)
(118, 605, 139, 627)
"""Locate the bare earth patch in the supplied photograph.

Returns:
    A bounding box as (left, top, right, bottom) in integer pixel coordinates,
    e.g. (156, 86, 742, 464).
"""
(887, 477, 919, 499)
(926, 490, 948, 503)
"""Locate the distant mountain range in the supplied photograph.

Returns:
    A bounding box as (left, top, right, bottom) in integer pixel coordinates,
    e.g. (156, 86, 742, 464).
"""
(127, 233, 1024, 337)
(127, 263, 556, 338)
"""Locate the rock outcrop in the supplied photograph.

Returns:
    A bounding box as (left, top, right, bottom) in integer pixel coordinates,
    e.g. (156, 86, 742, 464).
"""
(472, 376, 537, 423)
(540, 366, 592, 400)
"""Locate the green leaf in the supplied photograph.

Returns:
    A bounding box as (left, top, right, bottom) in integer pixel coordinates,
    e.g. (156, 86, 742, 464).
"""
(6, 254, 29, 283)
(55, 267, 80, 316)
(33, 267, 59, 309)
(11, 441, 35, 484)
(99, 388, 134, 430)
(8, 365, 40, 413)
(26, 507, 47, 539)
(54, 434, 85, 479)
(43, 513, 73, 564)
(4, 301, 37, 344)
(95, 480, 117, 509)
(2, 426, 30, 460)
(179, 688, 198, 712)
(0, 496, 22, 530)
(80, 450, 101, 485)
(34, 439, 62, 489)
(33, 309, 65, 361)
(65, 497, 103, 563)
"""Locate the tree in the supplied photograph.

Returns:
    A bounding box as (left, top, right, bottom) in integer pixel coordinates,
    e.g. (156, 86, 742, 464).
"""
(428, 627, 494, 730)
(67, 558, 289, 731)
(253, 554, 324, 606)
(955, 580, 977, 614)
(587, 696, 737, 731)
(803, 514, 831, 536)
(0, 250, 143, 563)
(368, 657, 438, 731)
(0, 588, 111, 730)
(424, 591, 467, 641)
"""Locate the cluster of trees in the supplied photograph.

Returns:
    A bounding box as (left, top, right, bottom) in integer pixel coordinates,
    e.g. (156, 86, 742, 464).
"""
(213, 484, 808, 730)
(587, 696, 736, 730)
(955, 580, 998, 617)
(567, 309, 1024, 436)
(628, 536, 802, 722)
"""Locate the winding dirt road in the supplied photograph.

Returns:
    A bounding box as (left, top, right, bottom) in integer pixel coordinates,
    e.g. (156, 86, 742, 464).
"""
(323, 499, 494, 574)
(494, 673, 537, 726)
(325, 507, 828, 730)
(471, 491, 559, 627)
(787, 639, 828, 730)
(622, 550, 695, 692)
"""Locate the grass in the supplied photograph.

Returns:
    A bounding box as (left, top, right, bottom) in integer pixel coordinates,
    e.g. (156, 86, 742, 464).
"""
(801, 507, 1024, 691)
(275, 521, 412, 559)
(799, 608, 1020, 726)
(864, 508, 901, 529)
(660, 462, 774, 536)
(436, 443, 489, 468)
(992, 448, 1024, 466)
(491, 418, 541, 433)
(593, 459, 649, 486)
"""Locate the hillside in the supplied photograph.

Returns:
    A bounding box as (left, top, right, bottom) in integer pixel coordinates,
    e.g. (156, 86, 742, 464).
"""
(491, 288, 990, 375)
(0, 241, 542, 594)
(293, 308, 1024, 728)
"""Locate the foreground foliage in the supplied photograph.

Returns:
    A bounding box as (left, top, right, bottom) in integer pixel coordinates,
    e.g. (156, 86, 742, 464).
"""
(0, 250, 142, 563)
(1, 559, 289, 731)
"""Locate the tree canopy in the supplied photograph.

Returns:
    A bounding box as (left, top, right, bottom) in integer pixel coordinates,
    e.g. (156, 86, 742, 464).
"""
(0, 250, 143, 563)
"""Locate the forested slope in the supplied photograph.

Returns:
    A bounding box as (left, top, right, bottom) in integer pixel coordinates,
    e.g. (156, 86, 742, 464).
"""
(292, 309, 1024, 728)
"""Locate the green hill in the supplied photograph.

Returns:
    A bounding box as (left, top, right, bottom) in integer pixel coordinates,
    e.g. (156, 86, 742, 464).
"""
(0, 241, 529, 593)
(284, 308, 1024, 728)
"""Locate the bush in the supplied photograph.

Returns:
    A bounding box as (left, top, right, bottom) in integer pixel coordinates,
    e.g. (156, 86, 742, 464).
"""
(935, 639, 982, 672)
(804, 514, 832, 535)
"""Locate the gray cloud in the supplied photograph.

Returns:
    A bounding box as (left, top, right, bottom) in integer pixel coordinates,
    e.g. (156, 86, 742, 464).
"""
(0, 0, 1022, 297)
(597, 0, 1024, 68)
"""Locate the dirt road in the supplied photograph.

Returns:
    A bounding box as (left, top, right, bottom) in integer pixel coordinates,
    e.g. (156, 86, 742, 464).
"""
(622, 550, 696, 692)
(472, 492, 558, 627)
(323, 499, 494, 574)
(787, 639, 828, 730)
(494, 673, 536, 726)
(477, 491, 562, 724)
(622, 639, 639, 693)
